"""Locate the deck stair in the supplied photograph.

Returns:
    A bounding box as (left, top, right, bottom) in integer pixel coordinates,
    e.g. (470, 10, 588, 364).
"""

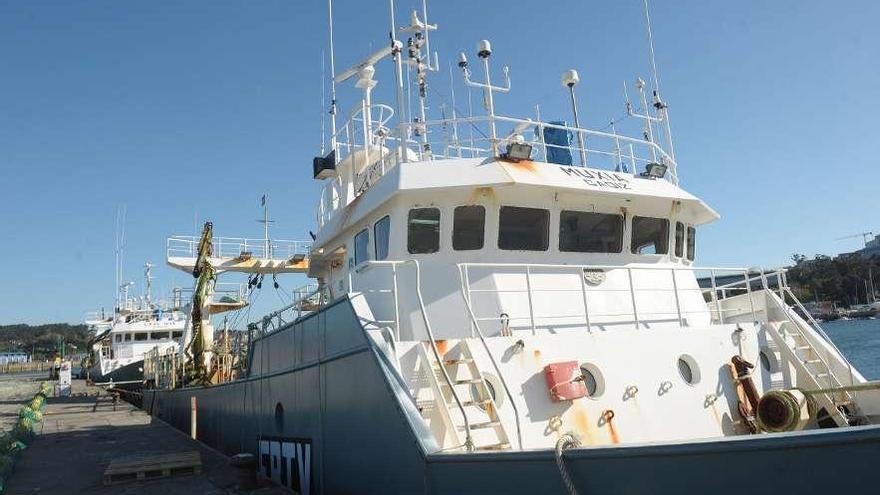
(416, 341, 511, 451)
(765, 305, 857, 427)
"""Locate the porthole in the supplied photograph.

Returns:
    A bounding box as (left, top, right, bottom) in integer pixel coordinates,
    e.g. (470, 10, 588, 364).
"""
(579, 363, 605, 398)
(677, 354, 701, 386)
(759, 347, 778, 373)
(470, 373, 505, 411)
(274, 402, 284, 431)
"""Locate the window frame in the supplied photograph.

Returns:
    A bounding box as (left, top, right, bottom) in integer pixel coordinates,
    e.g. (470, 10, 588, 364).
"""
(407, 207, 441, 255)
(674, 221, 685, 259)
(498, 205, 551, 251)
(353, 228, 370, 266)
(558, 210, 624, 254)
(686, 226, 696, 262)
(452, 205, 486, 251)
(373, 215, 391, 261)
(630, 216, 670, 256)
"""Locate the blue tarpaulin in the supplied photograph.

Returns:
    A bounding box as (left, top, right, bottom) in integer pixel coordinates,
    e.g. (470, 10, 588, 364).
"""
(540, 121, 573, 166)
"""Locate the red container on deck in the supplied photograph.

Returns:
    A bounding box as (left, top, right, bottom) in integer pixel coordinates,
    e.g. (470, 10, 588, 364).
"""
(544, 361, 586, 402)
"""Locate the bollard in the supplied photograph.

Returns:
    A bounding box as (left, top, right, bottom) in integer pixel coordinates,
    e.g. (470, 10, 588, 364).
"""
(230, 453, 257, 490)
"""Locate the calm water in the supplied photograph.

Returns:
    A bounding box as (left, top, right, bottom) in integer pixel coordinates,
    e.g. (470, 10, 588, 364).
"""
(823, 318, 880, 380)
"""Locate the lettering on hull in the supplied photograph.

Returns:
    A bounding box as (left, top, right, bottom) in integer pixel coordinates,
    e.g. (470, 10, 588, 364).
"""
(558, 166, 631, 189)
(259, 436, 313, 494)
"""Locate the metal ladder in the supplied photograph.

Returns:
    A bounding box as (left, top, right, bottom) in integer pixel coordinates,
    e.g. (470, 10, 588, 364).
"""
(419, 340, 511, 451)
(767, 318, 855, 427)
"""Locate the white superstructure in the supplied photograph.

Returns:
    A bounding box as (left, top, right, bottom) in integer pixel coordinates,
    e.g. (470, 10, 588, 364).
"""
(294, 2, 878, 452)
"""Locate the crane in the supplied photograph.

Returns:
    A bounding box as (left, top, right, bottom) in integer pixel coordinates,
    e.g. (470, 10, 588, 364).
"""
(835, 231, 874, 247)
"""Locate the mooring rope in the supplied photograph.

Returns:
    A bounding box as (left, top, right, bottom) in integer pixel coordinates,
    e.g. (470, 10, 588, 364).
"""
(555, 432, 582, 495)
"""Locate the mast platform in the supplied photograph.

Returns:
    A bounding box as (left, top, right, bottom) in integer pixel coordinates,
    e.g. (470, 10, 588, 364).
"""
(166, 236, 311, 274)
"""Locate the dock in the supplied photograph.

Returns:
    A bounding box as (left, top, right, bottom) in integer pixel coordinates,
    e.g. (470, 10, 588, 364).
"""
(5, 379, 288, 494)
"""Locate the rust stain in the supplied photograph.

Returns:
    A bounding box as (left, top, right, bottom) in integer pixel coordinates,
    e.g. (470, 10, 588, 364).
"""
(435, 339, 448, 357)
(505, 159, 539, 174)
(709, 402, 721, 428)
(467, 186, 497, 205)
(570, 406, 594, 445)
(604, 411, 620, 444)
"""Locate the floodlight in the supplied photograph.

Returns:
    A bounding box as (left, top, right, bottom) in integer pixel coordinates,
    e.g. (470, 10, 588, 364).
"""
(503, 142, 533, 162)
(643, 162, 668, 179)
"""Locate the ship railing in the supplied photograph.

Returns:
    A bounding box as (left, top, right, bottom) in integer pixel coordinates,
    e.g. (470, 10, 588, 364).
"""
(212, 282, 248, 304)
(456, 263, 776, 335)
(319, 111, 678, 228)
(328, 110, 677, 182)
(248, 282, 324, 336)
(84, 311, 112, 325)
(166, 236, 312, 262)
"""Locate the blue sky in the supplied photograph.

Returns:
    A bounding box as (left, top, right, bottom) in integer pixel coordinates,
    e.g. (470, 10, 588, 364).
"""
(1, 1, 878, 324)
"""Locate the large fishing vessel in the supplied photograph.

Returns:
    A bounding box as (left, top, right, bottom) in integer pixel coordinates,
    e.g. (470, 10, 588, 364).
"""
(143, 3, 880, 493)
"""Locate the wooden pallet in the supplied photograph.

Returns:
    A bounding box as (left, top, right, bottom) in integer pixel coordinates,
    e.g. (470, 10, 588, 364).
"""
(103, 451, 202, 485)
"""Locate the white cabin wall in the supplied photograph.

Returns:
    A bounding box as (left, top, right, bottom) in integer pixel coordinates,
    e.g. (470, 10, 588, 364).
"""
(318, 181, 713, 341)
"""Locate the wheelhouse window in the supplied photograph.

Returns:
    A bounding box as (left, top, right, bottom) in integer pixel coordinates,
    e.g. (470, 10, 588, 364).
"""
(114, 334, 122, 343)
(408, 208, 440, 254)
(631, 216, 669, 255)
(559, 211, 623, 253)
(150, 332, 170, 340)
(354, 229, 369, 265)
(172, 331, 184, 339)
(674, 222, 685, 258)
(134, 333, 148, 341)
(453, 205, 485, 251)
(124, 334, 132, 341)
(498, 206, 550, 251)
(687, 226, 696, 261)
(374, 216, 390, 260)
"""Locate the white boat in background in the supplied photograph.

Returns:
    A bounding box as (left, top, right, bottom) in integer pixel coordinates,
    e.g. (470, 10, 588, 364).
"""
(140, 2, 880, 494)
(85, 263, 189, 384)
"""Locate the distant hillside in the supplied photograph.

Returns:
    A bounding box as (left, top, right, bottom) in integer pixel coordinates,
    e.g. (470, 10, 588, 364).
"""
(0, 323, 90, 360)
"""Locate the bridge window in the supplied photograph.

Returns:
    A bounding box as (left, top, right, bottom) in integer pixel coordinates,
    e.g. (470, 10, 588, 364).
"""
(124, 333, 132, 341)
(172, 331, 184, 339)
(674, 222, 685, 258)
(687, 226, 696, 261)
(134, 333, 148, 341)
(453, 205, 485, 251)
(631, 216, 669, 255)
(408, 208, 440, 254)
(150, 332, 170, 340)
(374, 216, 390, 260)
(354, 228, 369, 265)
(114, 334, 122, 343)
(499, 206, 549, 251)
(559, 211, 623, 253)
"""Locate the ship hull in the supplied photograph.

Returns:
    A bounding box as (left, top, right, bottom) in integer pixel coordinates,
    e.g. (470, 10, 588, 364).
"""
(90, 359, 144, 385)
(144, 297, 880, 494)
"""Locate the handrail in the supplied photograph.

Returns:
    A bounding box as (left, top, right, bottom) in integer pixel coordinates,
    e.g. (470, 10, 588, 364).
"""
(249, 283, 322, 336)
(457, 264, 524, 449)
(458, 262, 767, 331)
(353, 260, 474, 451)
(781, 287, 855, 387)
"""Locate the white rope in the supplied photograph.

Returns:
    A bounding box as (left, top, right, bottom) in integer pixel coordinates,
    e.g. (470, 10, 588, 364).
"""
(555, 432, 582, 495)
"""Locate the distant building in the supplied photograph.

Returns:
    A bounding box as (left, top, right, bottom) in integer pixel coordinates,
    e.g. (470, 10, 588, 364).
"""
(857, 235, 880, 259)
(0, 352, 29, 365)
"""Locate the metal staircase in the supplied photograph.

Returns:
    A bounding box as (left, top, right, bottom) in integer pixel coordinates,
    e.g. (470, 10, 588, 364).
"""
(765, 291, 859, 427)
(416, 340, 511, 451)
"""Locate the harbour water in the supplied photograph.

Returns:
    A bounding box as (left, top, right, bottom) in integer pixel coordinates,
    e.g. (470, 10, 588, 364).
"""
(825, 319, 880, 380)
